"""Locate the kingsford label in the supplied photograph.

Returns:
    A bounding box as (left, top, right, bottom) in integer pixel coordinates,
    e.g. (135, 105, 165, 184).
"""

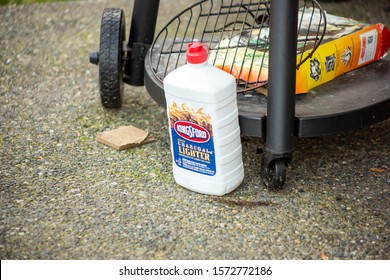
(168, 102, 216, 176)
(174, 121, 210, 143)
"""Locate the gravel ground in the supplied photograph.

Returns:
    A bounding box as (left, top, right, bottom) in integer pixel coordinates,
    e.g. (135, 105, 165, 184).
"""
(0, 0, 389, 259)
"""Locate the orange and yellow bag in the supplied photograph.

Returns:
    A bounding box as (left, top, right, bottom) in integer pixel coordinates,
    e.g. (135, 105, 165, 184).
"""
(296, 23, 390, 93)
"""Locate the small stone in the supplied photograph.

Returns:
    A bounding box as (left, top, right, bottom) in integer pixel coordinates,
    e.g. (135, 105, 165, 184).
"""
(319, 252, 329, 260)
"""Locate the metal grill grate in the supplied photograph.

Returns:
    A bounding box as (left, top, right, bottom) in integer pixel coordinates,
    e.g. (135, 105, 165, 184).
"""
(149, 0, 326, 93)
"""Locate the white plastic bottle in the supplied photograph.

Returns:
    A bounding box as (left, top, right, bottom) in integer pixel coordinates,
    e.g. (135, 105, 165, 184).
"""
(163, 42, 244, 196)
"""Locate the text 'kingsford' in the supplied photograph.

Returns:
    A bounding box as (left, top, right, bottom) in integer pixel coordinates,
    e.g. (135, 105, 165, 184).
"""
(163, 42, 244, 195)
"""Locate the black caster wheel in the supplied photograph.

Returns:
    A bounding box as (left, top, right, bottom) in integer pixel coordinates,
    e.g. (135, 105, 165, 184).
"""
(261, 157, 286, 189)
(97, 8, 126, 108)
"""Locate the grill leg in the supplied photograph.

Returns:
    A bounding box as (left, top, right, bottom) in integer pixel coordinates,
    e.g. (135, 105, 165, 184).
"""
(262, 0, 299, 188)
(124, 0, 160, 86)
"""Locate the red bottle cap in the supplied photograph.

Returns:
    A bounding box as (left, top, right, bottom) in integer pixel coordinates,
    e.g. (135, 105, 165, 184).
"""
(186, 42, 208, 64)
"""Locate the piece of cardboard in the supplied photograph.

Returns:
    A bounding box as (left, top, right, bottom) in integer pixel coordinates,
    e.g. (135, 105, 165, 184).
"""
(96, 125, 155, 150)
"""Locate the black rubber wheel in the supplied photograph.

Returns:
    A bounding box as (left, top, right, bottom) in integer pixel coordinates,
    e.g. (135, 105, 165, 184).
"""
(261, 157, 286, 189)
(98, 8, 126, 108)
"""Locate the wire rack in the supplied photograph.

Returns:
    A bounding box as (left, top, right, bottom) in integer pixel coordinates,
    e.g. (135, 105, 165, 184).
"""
(149, 0, 326, 93)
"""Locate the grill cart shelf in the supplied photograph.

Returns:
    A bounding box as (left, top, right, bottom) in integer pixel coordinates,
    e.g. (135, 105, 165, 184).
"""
(90, 0, 390, 188)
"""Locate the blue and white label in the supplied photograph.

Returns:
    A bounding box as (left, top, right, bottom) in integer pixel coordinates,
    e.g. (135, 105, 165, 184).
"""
(168, 104, 216, 176)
